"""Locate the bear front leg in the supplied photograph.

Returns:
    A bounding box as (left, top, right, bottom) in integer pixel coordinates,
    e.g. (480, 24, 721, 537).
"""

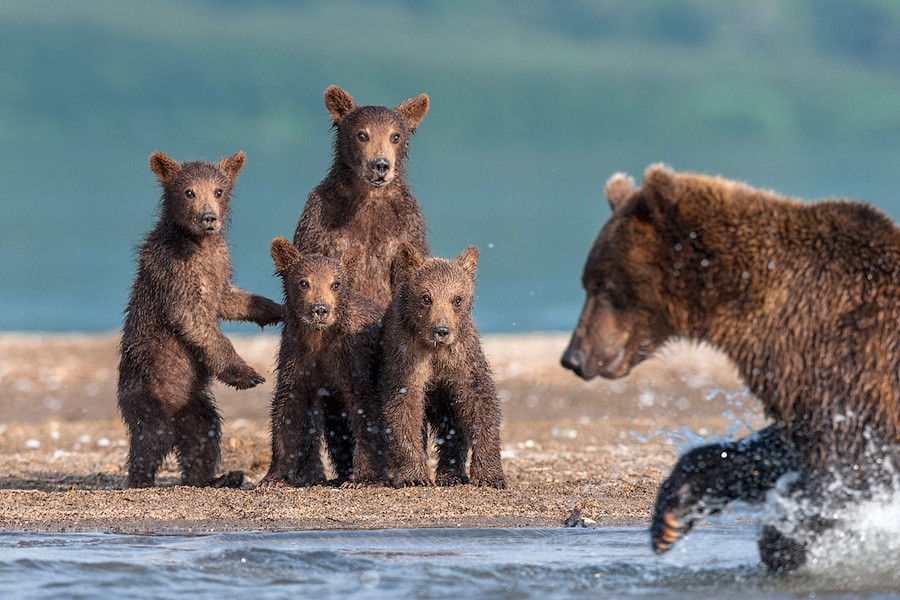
(426, 387, 469, 486)
(221, 285, 284, 327)
(383, 382, 432, 487)
(454, 368, 506, 489)
(322, 393, 355, 483)
(259, 384, 326, 487)
(651, 424, 800, 554)
(340, 381, 387, 488)
(170, 305, 264, 389)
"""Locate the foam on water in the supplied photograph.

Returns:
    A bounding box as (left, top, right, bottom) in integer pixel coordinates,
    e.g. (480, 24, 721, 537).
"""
(0, 527, 897, 599)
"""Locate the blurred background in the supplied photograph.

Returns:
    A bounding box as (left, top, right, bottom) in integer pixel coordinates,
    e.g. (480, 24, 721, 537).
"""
(2, 0, 900, 334)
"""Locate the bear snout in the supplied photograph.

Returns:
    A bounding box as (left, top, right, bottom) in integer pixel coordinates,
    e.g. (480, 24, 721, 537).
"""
(368, 157, 392, 183)
(311, 303, 330, 319)
(200, 210, 218, 228)
(432, 325, 450, 341)
(560, 346, 587, 378)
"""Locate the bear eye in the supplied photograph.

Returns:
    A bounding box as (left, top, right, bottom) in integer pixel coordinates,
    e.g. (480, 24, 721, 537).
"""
(390, 133, 401, 144)
(453, 296, 463, 307)
(422, 294, 432, 306)
(184, 189, 195, 199)
(299, 279, 309, 290)
(330, 281, 341, 291)
(214, 189, 223, 198)
(357, 131, 369, 142)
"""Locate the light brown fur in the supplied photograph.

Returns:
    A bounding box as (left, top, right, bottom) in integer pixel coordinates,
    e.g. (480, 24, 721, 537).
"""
(379, 244, 506, 488)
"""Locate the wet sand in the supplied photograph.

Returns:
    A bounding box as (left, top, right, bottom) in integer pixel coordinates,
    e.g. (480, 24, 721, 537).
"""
(0, 332, 765, 533)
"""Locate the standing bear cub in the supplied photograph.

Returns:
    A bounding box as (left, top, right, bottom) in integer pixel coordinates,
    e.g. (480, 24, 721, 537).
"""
(259, 238, 384, 488)
(118, 151, 283, 488)
(561, 164, 899, 571)
(293, 85, 431, 307)
(380, 244, 506, 489)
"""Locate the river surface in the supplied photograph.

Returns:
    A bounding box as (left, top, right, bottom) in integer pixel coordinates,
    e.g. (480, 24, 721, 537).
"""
(1, 525, 898, 599)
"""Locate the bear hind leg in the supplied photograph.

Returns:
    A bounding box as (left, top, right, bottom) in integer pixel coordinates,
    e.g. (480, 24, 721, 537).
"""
(121, 394, 176, 488)
(173, 390, 226, 487)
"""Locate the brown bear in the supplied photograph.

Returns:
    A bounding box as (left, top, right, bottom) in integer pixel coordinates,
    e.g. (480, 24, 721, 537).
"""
(293, 85, 431, 307)
(258, 238, 384, 488)
(561, 164, 900, 571)
(118, 151, 283, 488)
(293, 85, 431, 478)
(379, 243, 506, 489)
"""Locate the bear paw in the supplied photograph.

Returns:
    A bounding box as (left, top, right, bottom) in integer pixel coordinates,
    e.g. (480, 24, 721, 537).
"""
(218, 364, 265, 389)
(470, 475, 507, 489)
(434, 473, 469, 487)
(208, 470, 245, 489)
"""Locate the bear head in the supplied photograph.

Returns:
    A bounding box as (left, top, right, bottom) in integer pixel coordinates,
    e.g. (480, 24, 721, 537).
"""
(561, 164, 681, 380)
(150, 150, 245, 237)
(270, 237, 360, 330)
(391, 243, 479, 347)
(324, 85, 429, 188)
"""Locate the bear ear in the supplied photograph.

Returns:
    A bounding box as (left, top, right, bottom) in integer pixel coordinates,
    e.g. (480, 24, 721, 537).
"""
(217, 150, 246, 183)
(642, 163, 679, 209)
(390, 242, 424, 292)
(604, 172, 635, 211)
(455, 245, 479, 278)
(270, 237, 300, 275)
(149, 151, 180, 183)
(396, 93, 429, 132)
(324, 85, 357, 126)
(340, 243, 363, 287)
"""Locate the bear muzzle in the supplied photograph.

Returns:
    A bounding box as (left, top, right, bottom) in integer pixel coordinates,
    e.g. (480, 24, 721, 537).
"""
(303, 302, 334, 328)
(366, 157, 393, 186)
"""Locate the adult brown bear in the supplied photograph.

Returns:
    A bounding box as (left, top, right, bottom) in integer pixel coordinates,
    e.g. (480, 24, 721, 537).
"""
(561, 164, 900, 571)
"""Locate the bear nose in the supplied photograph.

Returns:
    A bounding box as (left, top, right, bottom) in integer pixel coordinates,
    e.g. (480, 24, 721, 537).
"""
(433, 325, 450, 340)
(372, 158, 390, 176)
(201, 211, 218, 227)
(560, 347, 585, 376)
(312, 303, 330, 318)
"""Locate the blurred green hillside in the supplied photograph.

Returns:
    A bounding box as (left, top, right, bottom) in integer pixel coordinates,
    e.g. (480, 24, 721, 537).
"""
(2, 0, 900, 331)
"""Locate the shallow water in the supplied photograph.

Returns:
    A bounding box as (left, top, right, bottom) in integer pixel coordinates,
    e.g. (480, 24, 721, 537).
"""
(1, 526, 898, 599)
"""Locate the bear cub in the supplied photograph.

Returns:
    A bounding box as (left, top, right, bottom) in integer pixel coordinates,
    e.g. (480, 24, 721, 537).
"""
(118, 151, 283, 488)
(379, 244, 506, 488)
(293, 85, 431, 307)
(258, 238, 384, 488)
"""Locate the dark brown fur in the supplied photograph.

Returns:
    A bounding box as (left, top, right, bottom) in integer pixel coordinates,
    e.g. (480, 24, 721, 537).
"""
(379, 244, 506, 488)
(293, 85, 431, 307)
(562, 163, 900, 570)
(118, 151, 283, 488)
(292, 86, 431, 479)
(258, 239, 384, 487)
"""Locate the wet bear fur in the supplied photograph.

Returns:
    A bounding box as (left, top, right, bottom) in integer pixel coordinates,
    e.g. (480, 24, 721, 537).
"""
(292, 85, 431, 477)
(118, 151, 283, 488)
(259, 239, 384, 487)
(561, 164, 900, 571)
(379, 244, 506, 489)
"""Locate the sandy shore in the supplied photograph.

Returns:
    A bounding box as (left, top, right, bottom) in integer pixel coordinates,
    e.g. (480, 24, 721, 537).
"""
(0, 332, 765, 533)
